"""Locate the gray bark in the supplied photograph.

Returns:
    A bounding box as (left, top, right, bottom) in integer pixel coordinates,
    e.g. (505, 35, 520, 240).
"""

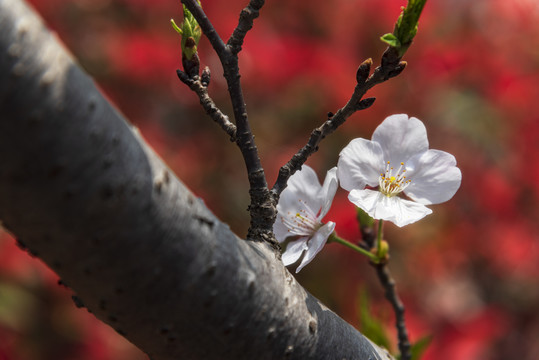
(0, 0, 393, 359)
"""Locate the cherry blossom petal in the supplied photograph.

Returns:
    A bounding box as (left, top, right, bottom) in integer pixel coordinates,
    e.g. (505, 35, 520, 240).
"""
(277, 165, 323, 217)
(319, 167, 338, 220)
(273, 214, 294, 242)
(295, 222, 336, 273)
(405, 150, 462, 205)
(372, 114, 429, 165)
(337, 138, 384, 191)
(282, 238, 309, 266)
(348, 189, 432, 227)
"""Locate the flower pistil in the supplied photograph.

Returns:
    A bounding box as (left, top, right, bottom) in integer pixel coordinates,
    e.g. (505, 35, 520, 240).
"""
(379, 161, 411, 197)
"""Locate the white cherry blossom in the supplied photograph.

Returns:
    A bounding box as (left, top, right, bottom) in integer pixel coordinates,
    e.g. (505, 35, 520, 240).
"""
(337, 114, 461, 227)
(274, 165, 338, 272)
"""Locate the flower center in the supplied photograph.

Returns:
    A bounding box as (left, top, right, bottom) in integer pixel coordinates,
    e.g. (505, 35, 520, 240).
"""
(281, 199, 321, 236)
(379, 161, 411, 197)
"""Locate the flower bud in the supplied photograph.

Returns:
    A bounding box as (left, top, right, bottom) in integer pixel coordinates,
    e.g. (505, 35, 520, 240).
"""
(378, 240, 390, 261)
(356, 58, 373, 84)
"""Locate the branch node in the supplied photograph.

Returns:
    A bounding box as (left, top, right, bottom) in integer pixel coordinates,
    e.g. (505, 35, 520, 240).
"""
(201, 66, 211, 87)
(381, 46, 401, 68)
(176, 69, 195, 86)
(182, 52, 200, 78)
(356, 97, 376, 110)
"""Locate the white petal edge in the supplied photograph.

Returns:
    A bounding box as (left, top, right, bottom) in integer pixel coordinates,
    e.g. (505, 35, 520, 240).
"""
(282, 238, 308, 266)
(372, 114, 429, 165)
(319, 167, 338, 220)
(348, 189, 432, 227)
(273, 215, 291, 243)
(277, 165, 323, 222)
(337, 138, 384, 191)
(296, 221, 336, 273)
(404, 149, 462, 205)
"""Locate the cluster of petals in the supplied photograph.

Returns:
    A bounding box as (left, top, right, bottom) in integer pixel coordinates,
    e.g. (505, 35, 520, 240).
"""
(273, 166, 338, 273)
(274, 114, 461, 271)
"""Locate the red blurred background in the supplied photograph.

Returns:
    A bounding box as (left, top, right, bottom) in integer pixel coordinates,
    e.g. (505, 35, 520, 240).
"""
(1, 0, 539, 359)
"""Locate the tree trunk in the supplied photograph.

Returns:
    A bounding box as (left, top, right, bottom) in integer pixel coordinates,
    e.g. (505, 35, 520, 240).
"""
(0, 0, 392, 359)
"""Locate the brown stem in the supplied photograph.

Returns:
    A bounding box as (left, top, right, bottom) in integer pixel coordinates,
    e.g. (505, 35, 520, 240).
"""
(372, 263, 411, 360)
(359, 218, 411, 359)
(176, 68, 237, 141)
(228, 0, 266, 55)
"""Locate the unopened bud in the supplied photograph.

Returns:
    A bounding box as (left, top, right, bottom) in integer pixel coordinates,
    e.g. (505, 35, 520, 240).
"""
(387, 61, 407, 79)
(356, 97, 376, 111)
(356, 58, 373, 84)
(378, 240, 389, 260)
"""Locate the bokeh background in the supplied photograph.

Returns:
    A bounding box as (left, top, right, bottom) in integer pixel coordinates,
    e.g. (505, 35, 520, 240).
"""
(1, 0, 539, 359)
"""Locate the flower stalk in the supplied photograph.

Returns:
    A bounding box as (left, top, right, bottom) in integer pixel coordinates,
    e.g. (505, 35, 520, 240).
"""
(376, 219, 384, 257)
(328, 233, 380, 263)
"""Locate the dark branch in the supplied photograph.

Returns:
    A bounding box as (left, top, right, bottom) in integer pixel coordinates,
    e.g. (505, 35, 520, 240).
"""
(228, 0, 266, 55)
(176, 67, 237, 141)
(181, 0, 274, 242)
(272, 48, 407, 198)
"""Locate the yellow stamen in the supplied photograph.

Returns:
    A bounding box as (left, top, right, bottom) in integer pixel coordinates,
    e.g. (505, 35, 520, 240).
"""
(378, 161, 411, 197)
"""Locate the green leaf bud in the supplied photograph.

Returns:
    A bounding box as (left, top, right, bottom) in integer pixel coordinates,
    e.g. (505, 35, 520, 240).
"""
(172, 1, 202, 61)
(381, 0, 427, 57)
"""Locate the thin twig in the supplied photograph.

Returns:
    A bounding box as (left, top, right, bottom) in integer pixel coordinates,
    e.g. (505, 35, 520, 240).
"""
(181, 0, 275, 243)
(372, 263, 411, 360)
(177, 68, 237, 141)
(271, 47, 407, 198)
(359, 221, 411, 360)
(228, 0, 266, 55)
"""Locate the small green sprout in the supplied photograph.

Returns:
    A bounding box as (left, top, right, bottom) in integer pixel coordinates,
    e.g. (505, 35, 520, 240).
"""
(171, 1, 202, 60)
(381, 0, 428, 57)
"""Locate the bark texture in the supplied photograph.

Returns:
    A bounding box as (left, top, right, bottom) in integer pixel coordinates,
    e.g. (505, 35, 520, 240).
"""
(0, 0, 393, 359)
